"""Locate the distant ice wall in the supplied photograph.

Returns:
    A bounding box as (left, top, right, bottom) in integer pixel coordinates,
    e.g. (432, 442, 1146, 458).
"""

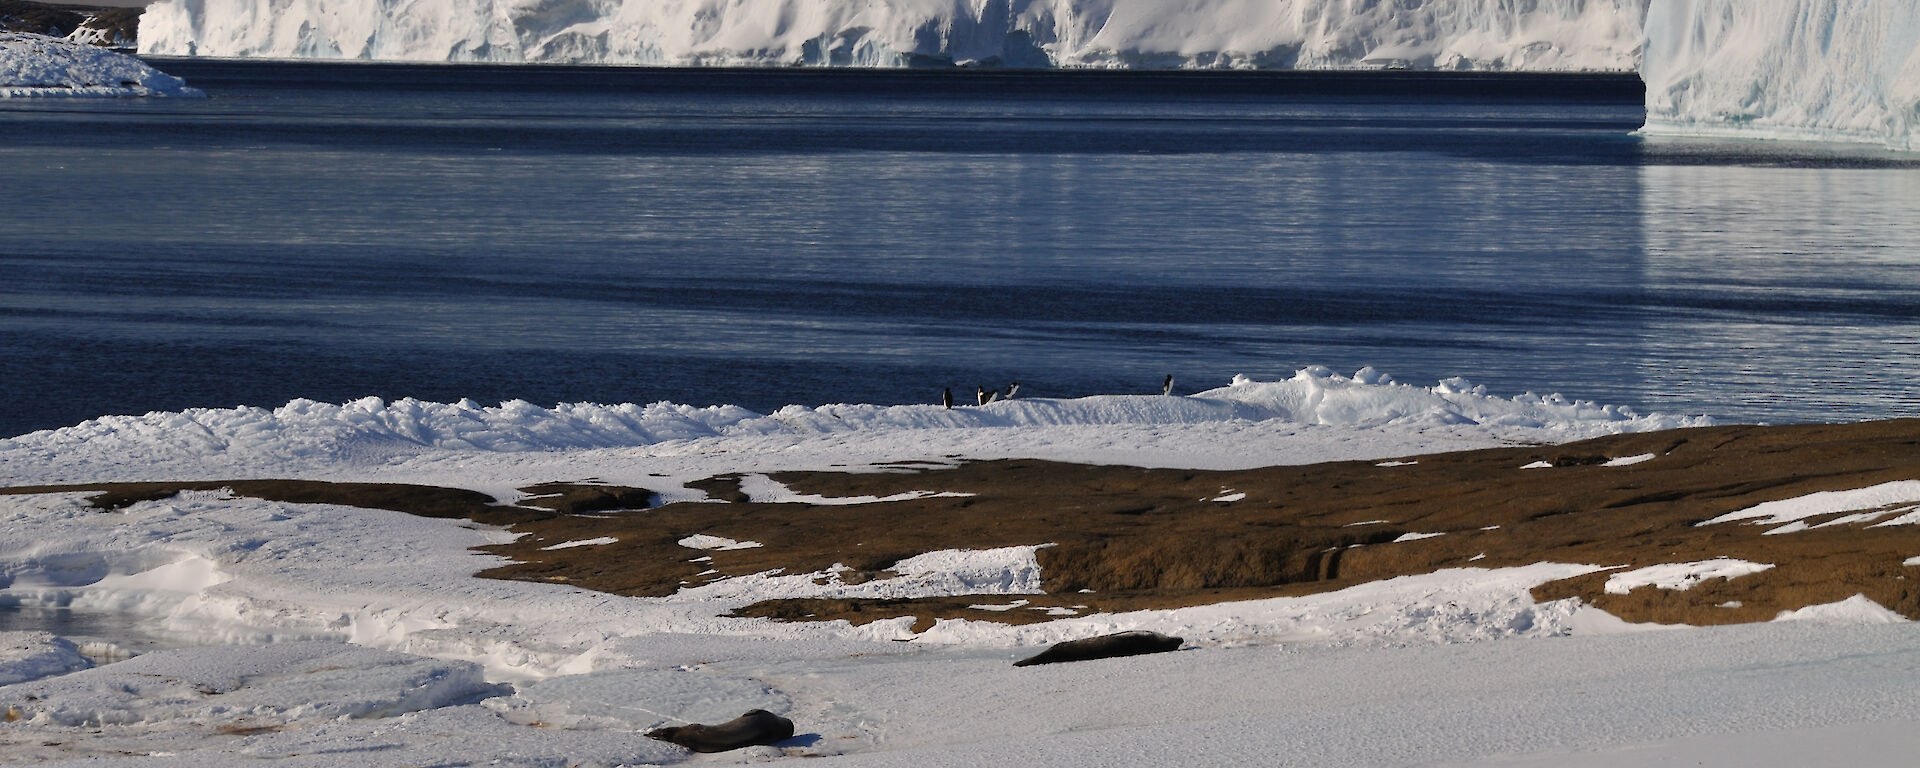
(1642, 0, 1920, 150)
(136, 0, 1648, 71)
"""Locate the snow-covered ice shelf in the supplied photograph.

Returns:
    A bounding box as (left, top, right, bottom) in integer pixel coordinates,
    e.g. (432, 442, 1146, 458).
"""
(136, 0, 1649, 70)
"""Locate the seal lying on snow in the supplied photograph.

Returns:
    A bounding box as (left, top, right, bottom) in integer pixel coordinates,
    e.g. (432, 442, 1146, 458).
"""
(646, 709, 795, 753)
(1012, 630, 1184, 667)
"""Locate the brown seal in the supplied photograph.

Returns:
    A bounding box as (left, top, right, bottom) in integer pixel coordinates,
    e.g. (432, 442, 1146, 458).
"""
(645, 709, 795, 753)
(1012, 630, 1184, 667)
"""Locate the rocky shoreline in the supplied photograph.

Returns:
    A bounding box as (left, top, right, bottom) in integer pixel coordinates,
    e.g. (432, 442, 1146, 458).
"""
(11, 419, 1920, 631)
(0, 1, 138, 49)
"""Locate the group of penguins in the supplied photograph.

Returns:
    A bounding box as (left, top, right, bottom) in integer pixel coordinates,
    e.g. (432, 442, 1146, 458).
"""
(941, 375, 1175, 409)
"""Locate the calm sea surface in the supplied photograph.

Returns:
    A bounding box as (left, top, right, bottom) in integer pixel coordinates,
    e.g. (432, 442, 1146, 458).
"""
(2, 62, 1917, 437)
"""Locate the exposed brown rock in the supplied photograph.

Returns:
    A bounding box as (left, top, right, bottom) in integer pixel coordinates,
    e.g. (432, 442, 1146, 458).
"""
(513, 482, 655, 516)
(9, 420, 1920, 629)
(479, 420, 1920, 626)
(0, 479, 650, 526)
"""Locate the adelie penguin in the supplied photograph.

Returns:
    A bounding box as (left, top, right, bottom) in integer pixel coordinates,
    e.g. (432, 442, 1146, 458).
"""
(1005, 381, 1021, 399)
(942, 387, 952, 409)
(1162, 374, 1175, 396)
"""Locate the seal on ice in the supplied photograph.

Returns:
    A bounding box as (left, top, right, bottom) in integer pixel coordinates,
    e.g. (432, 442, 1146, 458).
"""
(645, 709, 795, 753)
(1012, 630, 1184, 667)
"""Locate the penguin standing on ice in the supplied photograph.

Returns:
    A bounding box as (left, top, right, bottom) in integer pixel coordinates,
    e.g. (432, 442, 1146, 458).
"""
(1162, 374, 1175, 396)
(942, 388, 953, 409)
(1005, 381, 1021, 399)
(977, 386, 990, 406)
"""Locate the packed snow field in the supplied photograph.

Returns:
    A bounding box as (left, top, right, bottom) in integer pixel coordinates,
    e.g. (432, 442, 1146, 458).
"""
(5, 370, 1920, 765)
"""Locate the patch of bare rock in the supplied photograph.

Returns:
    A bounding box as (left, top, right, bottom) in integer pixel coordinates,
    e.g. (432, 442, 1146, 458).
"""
(9, 420, 1920, 629)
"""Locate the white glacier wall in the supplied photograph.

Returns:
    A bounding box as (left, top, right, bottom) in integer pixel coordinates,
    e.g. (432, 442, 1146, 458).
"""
(136, 0, 1649, 70)
(1642, 0, 1920, 151)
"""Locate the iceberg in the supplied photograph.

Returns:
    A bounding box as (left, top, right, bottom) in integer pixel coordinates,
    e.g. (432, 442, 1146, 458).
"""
(0, 32, 201, 97)
(136, 0, 1649, 70)
(1641, 0, 1920, 151)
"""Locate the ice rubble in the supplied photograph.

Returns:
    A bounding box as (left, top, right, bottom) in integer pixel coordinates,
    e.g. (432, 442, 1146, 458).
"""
(0, 32, 200, 97)
(136, 0, 1648, 70)
(0, 368, 1708, 486)
(1641, 0, 1920, 150)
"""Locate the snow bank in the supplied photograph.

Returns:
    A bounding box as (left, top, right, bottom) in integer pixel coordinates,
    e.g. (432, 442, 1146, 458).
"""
(0, 32, 201, 98)
(0, 641, 505, 727)
(671, 545, 1048, 604)
(136, 0, 1647, 70)
(0, 640, 689, 766)
(1773, 594, 1910, 624)
(0, 369, 1708, 487)
(913, 563, 1613, 648)
(0, 632, 91, 686)
(1641, 0, 1920, 150)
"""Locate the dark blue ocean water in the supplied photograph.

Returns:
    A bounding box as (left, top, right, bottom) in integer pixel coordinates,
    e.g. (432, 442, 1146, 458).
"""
(2, 62, 1917, 438)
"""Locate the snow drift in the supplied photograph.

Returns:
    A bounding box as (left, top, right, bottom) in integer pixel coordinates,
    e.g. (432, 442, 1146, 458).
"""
(1641, 0, 1920, 151)
(135, 0, 1648, 70)
(0, 368, 1706, 473)
(0, 32, 200, 97)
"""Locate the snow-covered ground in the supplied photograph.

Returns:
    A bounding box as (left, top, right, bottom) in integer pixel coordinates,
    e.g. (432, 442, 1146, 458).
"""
(4, 369, 1919, 764)
(1641, 0, 1920, 150)
(135, 0, 1649, 70)
(0, 32, 200, 97)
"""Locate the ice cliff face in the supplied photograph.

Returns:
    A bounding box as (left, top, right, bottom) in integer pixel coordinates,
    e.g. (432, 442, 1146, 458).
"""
(1642, 0, 1920, 151)
(136, 0, 1648, 71)
(125, 0, 1920, 150)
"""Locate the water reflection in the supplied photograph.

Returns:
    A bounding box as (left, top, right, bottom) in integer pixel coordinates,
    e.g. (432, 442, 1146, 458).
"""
(0, 601, 189, 659)
(1635, 161, 1920, 420)
(2, 65, 1917, 433)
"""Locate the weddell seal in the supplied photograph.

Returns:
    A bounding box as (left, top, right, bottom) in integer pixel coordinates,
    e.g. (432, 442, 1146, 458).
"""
(645, 709, 795, 753)
(1012, 630, 1184, 667)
